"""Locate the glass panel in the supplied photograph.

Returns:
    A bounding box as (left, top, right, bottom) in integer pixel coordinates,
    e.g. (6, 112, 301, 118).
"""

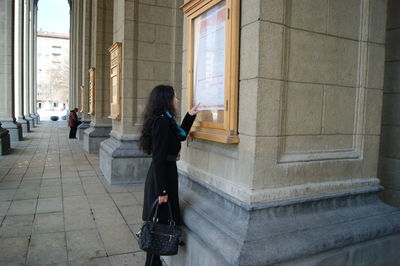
(192, 1, 226, 124)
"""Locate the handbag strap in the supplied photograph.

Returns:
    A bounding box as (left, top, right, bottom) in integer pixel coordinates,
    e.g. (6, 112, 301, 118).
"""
(150, 198, 175, 224)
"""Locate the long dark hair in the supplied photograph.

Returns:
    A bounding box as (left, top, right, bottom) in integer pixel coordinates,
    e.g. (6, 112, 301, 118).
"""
(139, 85, 176, 154)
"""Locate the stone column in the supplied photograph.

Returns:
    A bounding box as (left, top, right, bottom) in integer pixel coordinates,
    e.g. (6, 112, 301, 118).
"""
(22, 0, 33, 128)
(166, 1, 400, 265)
(27, 0, 36, 127)
(379, 0, 400, 207)
(74, 0, 83, 119)
(77, 0, 91, 140)
(100, 0, 184, 183)
(68, 0, 74, 110)
(0, 0, 23, 143)
(15, 0, 28, 133)
(83, 0, 112, 154)
(32, 0, 39, 123)
(0, 0, 14, 153)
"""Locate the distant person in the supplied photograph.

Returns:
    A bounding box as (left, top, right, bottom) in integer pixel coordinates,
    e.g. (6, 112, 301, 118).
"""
(68, 107, 80, 139)
(139, 85, 200, 266)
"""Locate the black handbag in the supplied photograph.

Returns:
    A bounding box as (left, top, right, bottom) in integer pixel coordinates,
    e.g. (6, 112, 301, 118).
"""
(136, 199, 182, 256)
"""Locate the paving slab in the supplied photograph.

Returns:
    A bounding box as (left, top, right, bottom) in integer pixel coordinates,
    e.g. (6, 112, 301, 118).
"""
(110, 193, 138, 207)
(33, 212, 64, 234)
(132, 191, 144, 205)
(109, 252, 147, 266)
(36, 197, 63, 213)
(0, 214, 34, 237)
(27, 232, 68, 265)
(63, 184, 85, 197)
(83, 183, 107, 195)
(0, 201, 11, 216)
(68, 256, 110, 266)
(119, 205, 144, 225)
(39, 185, 62, 198)
(13, 187, 40, 200)
(66, 229, 107, 261)
(98, 225, 139, 255)
(92, 209, 126, 227)
(0, 236, 29, 265)
(63, 195, 91, 213)
(87, 194, 116, 209)
(41, 178, 62, 187)
(64, 211, 97, 231)
(0, 189, 16, 201)
(81, 176, 102, 184)
(8, 199, 37, 215)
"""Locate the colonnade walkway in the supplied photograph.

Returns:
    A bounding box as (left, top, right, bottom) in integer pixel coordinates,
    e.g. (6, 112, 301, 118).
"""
(0, 121, 146, 265)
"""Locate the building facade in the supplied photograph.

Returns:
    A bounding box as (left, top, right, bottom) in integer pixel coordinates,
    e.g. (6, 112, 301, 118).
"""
(1, 0, 400, 265)
(37, 31, 70, 111)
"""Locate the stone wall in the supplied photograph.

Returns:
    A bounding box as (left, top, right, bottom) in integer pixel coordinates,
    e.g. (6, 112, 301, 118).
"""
(379, 0, 400, 207)
(180, 0, 387, 204)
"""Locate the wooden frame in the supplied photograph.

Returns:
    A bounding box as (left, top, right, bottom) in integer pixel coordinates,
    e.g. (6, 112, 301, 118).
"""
(88, 67, 95, 115)
(108, 42, 122, 120)
(181, 0, 240, 144)
(80, 85, 85, 113)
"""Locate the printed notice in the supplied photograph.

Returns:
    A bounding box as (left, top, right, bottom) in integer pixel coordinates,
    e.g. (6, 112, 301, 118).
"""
(193, 1, 226, 111)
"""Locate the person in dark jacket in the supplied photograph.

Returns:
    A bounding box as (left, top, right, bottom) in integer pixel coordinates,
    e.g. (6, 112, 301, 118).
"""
(68, 107, 80, 139)
(139, 85, 200, 266)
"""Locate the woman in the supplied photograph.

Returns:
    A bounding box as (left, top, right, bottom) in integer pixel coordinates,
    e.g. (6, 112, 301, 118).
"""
(139, 85, 200, 266)
(68, 107, 80, 139)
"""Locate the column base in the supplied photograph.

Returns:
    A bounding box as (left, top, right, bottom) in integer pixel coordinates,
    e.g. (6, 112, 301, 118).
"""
(17, 117, 30, 133)
(164, 171, 400, 266)
(99, 135, 151, 184)
(0, 126, 10, 155)
(34, 112, 40, 123)
(83, 125, 111, 153)
(24, 115, 34, 130)
(77, 121, 91, 140)
(29, 114, 36, 127)
(0, 121, 23, 142)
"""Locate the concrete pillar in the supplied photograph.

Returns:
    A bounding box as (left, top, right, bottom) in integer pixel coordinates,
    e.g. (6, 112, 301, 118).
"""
(68, 0, 74, 110)
(379, 0, 400, 207)
(15, 0, 28, 133)
(32, 1, 39, 123)
(22, 0, 33, 129)
(70, 0, 77, 110)
(0, 0, 23, 143)
(77, 0, 91, 140)
(27, 0, 36, 125)
(83, 0, 112, 154)
(166, 1, 400, 265)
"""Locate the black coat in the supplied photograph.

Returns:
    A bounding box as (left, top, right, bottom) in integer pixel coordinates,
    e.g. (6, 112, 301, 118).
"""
(142, 112, 196, 225)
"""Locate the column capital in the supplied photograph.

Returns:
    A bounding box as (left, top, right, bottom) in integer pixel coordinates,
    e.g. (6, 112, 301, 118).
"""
(68, 0, 72, 9)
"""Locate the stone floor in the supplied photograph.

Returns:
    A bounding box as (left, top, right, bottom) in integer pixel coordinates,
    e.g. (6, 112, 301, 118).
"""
(0, 121, 147, 265)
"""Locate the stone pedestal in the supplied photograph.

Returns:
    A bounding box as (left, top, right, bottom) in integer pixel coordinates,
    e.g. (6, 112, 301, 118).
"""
(0, 121, 23, 142)
(31, 113, 39, 125)
(17, 117, 30, 133)
(83, 125, 111, 154)
(26, 114, 34, 128)
(35, 112, 40, 123)
(0, 126, 10, 155)
(99, 135, 151, 184)
(77, 121, 90, 140)
(164, 171, 400, 266)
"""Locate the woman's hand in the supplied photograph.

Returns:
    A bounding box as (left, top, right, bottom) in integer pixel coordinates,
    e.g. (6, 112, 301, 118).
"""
(189, 103, 201, 116)
(158, 195, 168, 204)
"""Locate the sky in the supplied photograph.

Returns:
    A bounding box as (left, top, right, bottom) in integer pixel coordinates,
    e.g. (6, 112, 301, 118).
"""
(37, 0, 70, 34)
